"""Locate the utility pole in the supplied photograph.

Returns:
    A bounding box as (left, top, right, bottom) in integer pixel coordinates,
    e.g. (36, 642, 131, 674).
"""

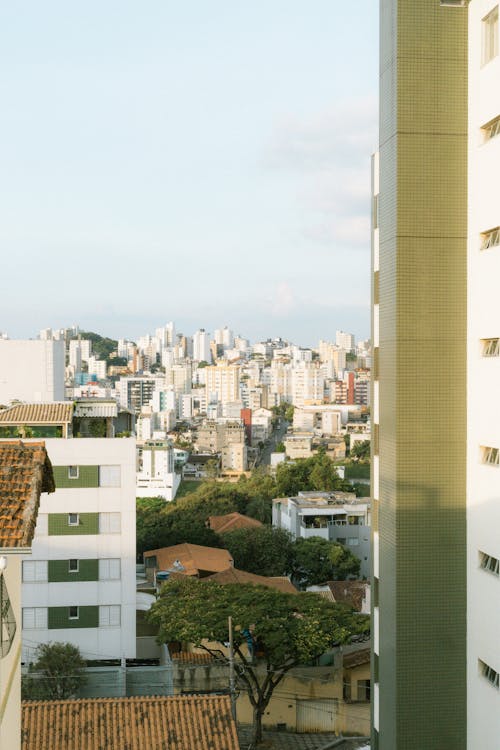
(228, 616, 236, 721)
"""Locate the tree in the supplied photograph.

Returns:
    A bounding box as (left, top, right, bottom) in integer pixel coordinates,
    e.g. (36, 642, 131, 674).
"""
(292, 536, 361, 587)
(350, 440, 371, 462)
(274, 442, 286, 453)
(223, 526, 295, 576)
(148, 578, 369, 746)
(22, 642, 87, 700)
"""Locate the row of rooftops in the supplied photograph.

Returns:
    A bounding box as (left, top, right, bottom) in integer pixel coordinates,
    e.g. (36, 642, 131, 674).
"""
(0, 400, 134, 438)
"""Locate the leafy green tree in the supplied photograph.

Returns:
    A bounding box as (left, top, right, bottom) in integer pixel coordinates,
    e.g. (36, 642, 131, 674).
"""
(350, 440, 371, 462)
(274, 442, 286, 453)
(22, 642, 87, 700)
(276, 452, 350, 496)
(223, 526, 295, 576)
(148, 577, 369, 746)
(292, 536, 361, 587)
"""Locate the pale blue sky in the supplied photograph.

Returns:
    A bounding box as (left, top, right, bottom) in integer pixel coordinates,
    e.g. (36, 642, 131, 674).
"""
(1, 1, 378, 346)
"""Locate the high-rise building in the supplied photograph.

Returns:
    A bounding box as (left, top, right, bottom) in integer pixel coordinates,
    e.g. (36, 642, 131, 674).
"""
(373, 3, 500, 749)
(192, 329, 211, 363)
(0, 340, 65, 404)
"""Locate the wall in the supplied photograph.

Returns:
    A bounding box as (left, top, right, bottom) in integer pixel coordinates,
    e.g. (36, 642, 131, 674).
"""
(0, 340, 64, 404)
(0, 556, 22, 750)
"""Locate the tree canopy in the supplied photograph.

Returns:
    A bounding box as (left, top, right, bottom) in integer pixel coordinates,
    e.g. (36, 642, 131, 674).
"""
(292, 536, 361, 586)
(223, 526, 295, 577)
(22, 642, 87, 700)
(148, 577, 369, 745)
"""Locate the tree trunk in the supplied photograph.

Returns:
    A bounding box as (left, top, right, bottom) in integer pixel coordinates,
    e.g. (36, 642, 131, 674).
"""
(250, 704, 265, 746)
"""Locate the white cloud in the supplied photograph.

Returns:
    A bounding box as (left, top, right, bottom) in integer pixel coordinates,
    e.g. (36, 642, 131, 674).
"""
(264, 97, 377, 249)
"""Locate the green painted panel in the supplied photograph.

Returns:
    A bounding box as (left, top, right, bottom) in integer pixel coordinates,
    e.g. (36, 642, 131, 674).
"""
(52, 466, 99, 489)
(48, 513, 99, 536)
(48, 606, 99, 630)
(48, 559, 99, 583)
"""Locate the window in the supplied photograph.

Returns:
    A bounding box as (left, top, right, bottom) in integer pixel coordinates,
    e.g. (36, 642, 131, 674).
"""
(481, 446, 499, 465)
(22, 560, 48, 582)
(68, 606, 79, 620)
(99, 605, 121, 627)
(22, 607, 48, 630)
(440, 0, 466, 5)
(480, 226, 500, 250)
(0, 575, 16, 657)
(68, 513, 79, 526)
(479, 550, 500, 576)
(99, 559, 121, 580)
(99, 513, 121, 534)
(482, 114, 500, 142)
(68, 559, 79, 573)
(357, 679, 371, 702)
(481, 338, 500, 357)
(99, 465, 121, 488)
(348, 537, 360, 546)
(68, 465, 79, 479)
(483, 6, 499, 65)
(479, 659, 499, 689)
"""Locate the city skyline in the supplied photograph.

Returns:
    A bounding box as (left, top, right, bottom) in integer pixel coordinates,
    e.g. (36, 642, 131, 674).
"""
(1, 1, 378, 344)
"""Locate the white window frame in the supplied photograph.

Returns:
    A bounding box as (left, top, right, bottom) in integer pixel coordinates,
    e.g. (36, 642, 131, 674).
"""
(482, 6, 499, 66)
(99, 513, 121, 534)
(68, 606, 79, 620)
(480, 226, 500, 251)
(481, 445, 500, 466)
(479, 550, 500, 576)
(99, 465, 121, 488)
(22, 560, 48, 583)
(99, 558, 121, 580)
(68, 559, 79, 573)
(22, 607, 48, 630)
(68, 465, 79, 479)
(68, 513, 80, 526)
(481, 338, 500, 357)
(99, 605, 121, 627)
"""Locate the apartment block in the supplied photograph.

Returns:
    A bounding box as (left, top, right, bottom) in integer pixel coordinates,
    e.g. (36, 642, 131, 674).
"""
(0, 339, 65, 404)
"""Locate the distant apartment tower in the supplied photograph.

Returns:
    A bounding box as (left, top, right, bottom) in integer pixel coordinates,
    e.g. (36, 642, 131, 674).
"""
(373, 2, 468, 749)
(205, 363, 240, 405)
(335, 330, 355, 352)
(0, 339, 65, 404)
(192, 329, 211, 363)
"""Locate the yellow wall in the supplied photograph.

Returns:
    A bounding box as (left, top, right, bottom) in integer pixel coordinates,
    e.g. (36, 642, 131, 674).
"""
(0, 555, 22, 750)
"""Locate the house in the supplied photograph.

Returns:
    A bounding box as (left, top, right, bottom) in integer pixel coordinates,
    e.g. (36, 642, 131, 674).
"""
(207, 512, 263, 535)
(21, 694, 240, 750)
(307, 581, 371, 615)
(143, 543, 233, 582)
(0, 441, 54, 750)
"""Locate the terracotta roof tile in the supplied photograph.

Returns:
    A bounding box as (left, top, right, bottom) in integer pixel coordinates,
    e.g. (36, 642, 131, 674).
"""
(208, 512, 263, 534)
(343, 648, 371, 669)
(206, 568, 297, 594)
(328, 581, 370, 612)
(0, 441, 55, 548)
(172, 652, 216, 665)
(22, 695, 240, 750)
(0, 402, 73, 425)
(144, 543, 233, 577)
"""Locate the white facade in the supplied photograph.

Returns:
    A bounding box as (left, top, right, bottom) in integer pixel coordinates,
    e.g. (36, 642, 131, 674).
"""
(291, 363, 324, 407)
(205, 363, 240, 405)
(0, 339, 65, 404)
(192, 329, 211, 363)
(21, 438, 136, 662)
(335, 330, 355, 352)
(136, 440, 180, 501)
(467, 3, 500, 746)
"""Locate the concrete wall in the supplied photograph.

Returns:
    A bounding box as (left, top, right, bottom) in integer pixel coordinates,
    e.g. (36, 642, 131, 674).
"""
(0, 340, 64, 404)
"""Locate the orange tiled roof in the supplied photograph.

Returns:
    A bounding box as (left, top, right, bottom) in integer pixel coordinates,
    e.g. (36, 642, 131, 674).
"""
(343, 648, 371, 669)
(208, 512, 263, 534)
(22, 694, 240, 750)
(207, 567, 297, 594)
(0, 402, 73, 424)
(328, 580, 370, 612)
(172, 651, 216, 665)
(144, 543, 233, 577)
(0, 441, 54, 548)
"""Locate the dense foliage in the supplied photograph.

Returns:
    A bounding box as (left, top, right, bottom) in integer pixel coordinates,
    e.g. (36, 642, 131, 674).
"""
(148, 577, 369, 745)
(22, 642, 87, 700)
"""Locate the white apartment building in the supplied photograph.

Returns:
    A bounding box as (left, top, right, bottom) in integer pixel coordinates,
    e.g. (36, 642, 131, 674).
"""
(87, 356, 107, 380)
(165, 363, 192, 395)
(136, 440, 180, 501)
(270, 361, 293, 402)
(1, 403, 137, 662)
(291, 362, 324, 407)
(0, 339, 65, 404)
(335, 330, 355, 352)
(192, 329, 211, 362)
(205, 362, 240, 405)
(293, 405, 342, 436)
(272, 492, 371, 578)
(468, 3, 500, 745)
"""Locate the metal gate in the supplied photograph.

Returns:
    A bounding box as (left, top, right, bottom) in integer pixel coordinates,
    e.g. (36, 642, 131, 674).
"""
(296, 699, 336, 732)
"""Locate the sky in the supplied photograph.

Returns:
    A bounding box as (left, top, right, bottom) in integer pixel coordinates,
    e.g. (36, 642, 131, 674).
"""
(0, 1, 378, 347)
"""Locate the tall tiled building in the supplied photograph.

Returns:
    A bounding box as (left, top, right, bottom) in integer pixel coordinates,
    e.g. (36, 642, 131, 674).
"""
(373, 1, 468, 748)
(374, 2, 500, 749)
